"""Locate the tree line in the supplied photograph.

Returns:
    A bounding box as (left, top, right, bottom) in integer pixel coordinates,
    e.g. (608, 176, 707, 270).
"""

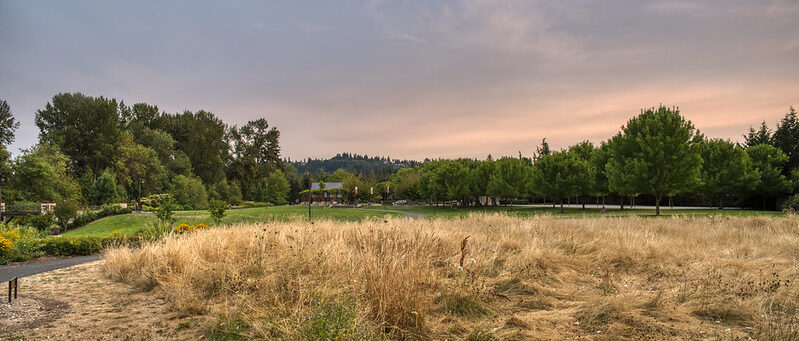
(1, 94, 796, 215)
(0, 93, 298, 209)
(327, 106, 799, 215)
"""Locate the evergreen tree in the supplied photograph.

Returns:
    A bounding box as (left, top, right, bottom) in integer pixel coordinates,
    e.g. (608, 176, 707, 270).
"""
(743, 121, 773, 147)
(772, 106, 799, 174)
(747, 144, 791, 209)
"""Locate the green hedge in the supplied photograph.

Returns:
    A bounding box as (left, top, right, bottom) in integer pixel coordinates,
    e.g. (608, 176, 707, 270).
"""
(38, 236, 142, 257)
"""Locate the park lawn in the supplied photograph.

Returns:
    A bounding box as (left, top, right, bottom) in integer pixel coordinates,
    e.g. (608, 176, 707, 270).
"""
(63, 206, 404, 237)
(382, 205, 785, 218)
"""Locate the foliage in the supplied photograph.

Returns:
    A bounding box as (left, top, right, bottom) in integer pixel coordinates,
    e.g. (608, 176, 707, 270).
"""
(89, 168, 123, 205)
(169, 175, 208, 209)
(66, 204, 132, 231)
(0, 100, 20, 146)
(26, 213, 56, 232)
(697, 139, 754, 207)
(266, 170, 291, 205)
(114, 131, 166, 197)
(744, 121, 773, 148)
(208, 200, 227, 225)
(12, 144, 82, 202)
(783, 194, 799, 212)
(155, 201, 177, 225)
(747, 144, 791, 209)
(228, 118, 282, 200)
(606, 106, 703, 215)
(772, 106, 799, 173)
(35, 93, 122, 177)
(532, 151, 592, 210)
(139, 222, 173, 240)
(54, 200, 79, 229)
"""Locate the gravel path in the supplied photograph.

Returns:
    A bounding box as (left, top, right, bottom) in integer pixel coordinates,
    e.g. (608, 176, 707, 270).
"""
(0, 255, 102, 282)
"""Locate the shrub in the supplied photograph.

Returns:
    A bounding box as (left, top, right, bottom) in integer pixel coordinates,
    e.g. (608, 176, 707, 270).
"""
(208, 200, 227, 225)
(139, 193, 174, 209)
(39, 237, 102, 256)
(1, 225, 45, 262)
(54, 200, 79, 229)
(174, 223, 211, 234)
(784, 194, 799, 212)
(26, 213, 56, 232)
(139, 222, 173, 240)
(155, 202, 177, 225)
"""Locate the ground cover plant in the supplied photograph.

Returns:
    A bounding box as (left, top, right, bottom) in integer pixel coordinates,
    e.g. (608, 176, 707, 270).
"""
(104, 213, 799, 340)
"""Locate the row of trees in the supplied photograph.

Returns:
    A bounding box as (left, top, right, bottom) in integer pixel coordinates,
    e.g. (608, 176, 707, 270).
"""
(0, 93, 297, 208)
(350, 106, 798, 215)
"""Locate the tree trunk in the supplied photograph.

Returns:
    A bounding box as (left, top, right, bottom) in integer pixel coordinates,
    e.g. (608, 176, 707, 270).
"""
(620, 196, 624, 210)
(655, 195, 661, 216)
(560, 199, 564, 213)
(763, 194, 767, 210)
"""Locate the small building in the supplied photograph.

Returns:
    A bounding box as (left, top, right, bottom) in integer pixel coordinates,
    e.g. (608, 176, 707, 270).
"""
(302, 182, 344, 204)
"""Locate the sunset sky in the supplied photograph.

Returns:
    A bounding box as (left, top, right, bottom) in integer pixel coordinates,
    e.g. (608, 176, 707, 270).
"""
(1, 0, 797, 161)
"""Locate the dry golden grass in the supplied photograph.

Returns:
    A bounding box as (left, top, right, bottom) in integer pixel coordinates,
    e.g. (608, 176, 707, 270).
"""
(103, 214, 799, 340)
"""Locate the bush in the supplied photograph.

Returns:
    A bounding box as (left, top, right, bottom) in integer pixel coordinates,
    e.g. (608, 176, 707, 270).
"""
(139, 193, 174, 209)
(38, 235, 141, 257)
(39, 237, 103, 256)
(155, 202, 177, 225)
(1, 224, 45, 262)
(55, 200, 79, 229)
(784, 194, 799, 212)
(209, 200, 227, 225)
(26, 213, 56, 232)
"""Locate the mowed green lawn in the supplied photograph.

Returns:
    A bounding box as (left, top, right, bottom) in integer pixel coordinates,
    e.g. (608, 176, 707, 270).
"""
(382, 205, 785, 218)
(64, 206, 404, 237)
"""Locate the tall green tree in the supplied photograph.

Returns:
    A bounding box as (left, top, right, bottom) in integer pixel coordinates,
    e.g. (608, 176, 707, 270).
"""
(157, 110, 228, 185)
(0, 100, 20, 146)
(743, 121, 773, 148)
(487, 157, 532, 204)
(35, 93, 123, 177)
(532, 151, 592, 212)
(697, 139, 754, 208)
(772, 106, 799, 174)
(568, 141, 597, 208)
(114, 131, 166, 198)
(228, 118, 282, 200)
(605, 106, 703, 216)
(89, 168, 123, 205)
(13, 144, 82, 203)
(747, 144, 791, 209)
(266, 170, 290, 205)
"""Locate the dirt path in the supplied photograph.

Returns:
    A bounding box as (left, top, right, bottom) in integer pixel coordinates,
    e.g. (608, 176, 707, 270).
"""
(0, 261, 205, 340)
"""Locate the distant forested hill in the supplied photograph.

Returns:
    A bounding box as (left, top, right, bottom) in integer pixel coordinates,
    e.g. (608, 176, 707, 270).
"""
(288, 153, 420, 175)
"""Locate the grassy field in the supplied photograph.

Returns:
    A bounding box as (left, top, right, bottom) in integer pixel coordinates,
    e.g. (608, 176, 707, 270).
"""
(104, 213, 799, 340)
(63, 206, 403, 237)
(383, 205, 785, 218)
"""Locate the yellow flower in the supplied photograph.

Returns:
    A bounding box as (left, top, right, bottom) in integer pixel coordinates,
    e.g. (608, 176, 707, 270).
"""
(195, 223, 209, 230)
(0, 236, 13, 253)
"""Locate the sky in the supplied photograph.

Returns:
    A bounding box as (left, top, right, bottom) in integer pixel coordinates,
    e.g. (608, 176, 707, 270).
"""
(1, 0, 797, 161)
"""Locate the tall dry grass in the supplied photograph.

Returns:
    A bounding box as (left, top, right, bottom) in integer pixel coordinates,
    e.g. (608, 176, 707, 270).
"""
(103, 214, 799, 340)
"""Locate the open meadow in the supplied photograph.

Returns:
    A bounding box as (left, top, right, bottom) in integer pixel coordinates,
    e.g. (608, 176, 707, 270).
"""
(87, 213, 799, 340)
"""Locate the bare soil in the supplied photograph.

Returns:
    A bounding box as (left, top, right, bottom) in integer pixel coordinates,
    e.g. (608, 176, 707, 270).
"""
(0, 262, 207, 340)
